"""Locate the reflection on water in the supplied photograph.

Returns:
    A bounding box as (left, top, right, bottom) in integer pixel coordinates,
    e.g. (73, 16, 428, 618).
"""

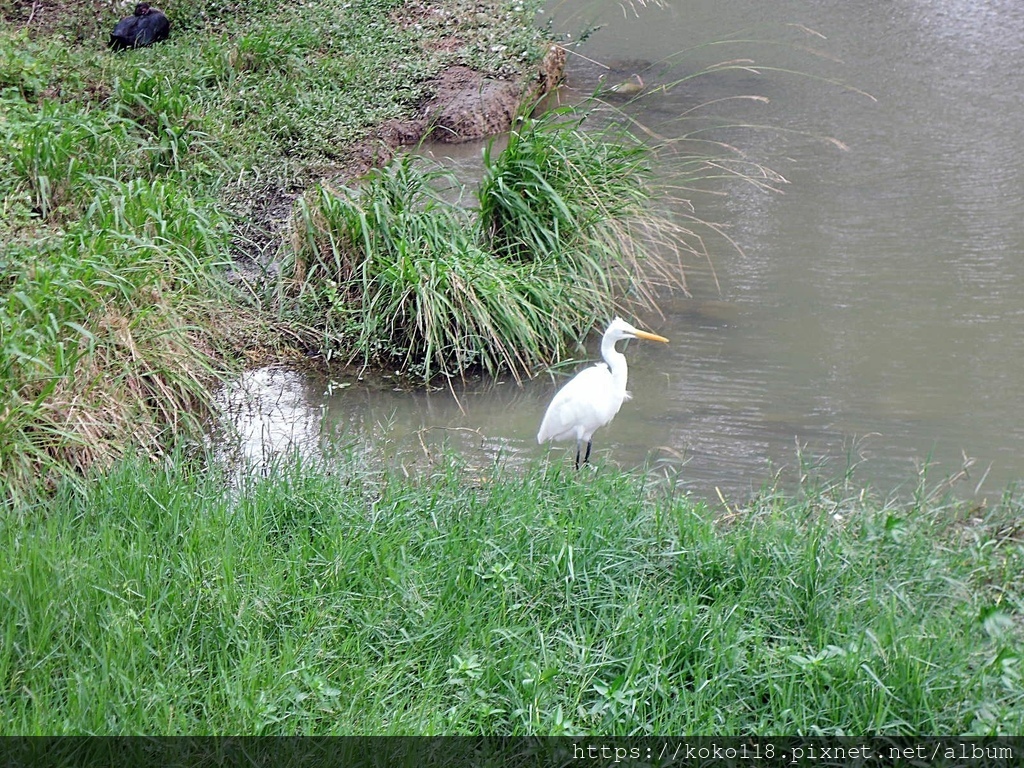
(214, 0, 1024, 502)
(213, 365, 545, 478)
(212, 367, 327, 472)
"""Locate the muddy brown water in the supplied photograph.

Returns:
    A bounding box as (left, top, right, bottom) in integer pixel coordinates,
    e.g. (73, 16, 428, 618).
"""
(216, 0, 1024, 502)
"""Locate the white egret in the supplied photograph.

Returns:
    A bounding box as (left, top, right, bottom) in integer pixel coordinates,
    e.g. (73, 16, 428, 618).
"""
(537, 317, 669, 468)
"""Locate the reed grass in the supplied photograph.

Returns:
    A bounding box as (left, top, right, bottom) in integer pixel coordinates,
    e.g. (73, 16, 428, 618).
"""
(2, 451, 1021, 734)
(477, 106, 692, 312)
(288, 154, 581, 380)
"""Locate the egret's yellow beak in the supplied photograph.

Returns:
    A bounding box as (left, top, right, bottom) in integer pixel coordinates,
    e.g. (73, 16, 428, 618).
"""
(633, 330, 669, 343)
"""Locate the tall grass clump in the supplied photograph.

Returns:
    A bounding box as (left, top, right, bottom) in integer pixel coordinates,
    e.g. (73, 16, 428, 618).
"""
(110, 68, 218, 176)
(478, 107, 653, 261)
(0, 178, 239, 504)
(286, 107, 689, 382)
(289, 156, 588, 380)
(477, 106, 695, 322)
(2, 451, 1021, 734)
(4, 98, 134, 220)
(3, 68, 218, 226)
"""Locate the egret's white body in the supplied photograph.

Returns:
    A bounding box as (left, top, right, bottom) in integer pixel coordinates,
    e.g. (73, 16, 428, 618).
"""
(537, 317, 669, 468)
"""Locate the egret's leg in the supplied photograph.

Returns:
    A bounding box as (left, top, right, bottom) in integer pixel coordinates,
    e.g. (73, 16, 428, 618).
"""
(575, 441, 582, 470)
(583, 440, 593, 465)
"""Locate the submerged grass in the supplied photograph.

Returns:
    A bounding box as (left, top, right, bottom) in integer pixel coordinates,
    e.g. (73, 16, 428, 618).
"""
(2, 451, 1021, 734)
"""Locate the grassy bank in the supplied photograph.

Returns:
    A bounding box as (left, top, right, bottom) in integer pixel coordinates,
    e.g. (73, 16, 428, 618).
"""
(2, 0, 793, 497)
(0, 0, 566, 498)
(2, 452, 1022, 734)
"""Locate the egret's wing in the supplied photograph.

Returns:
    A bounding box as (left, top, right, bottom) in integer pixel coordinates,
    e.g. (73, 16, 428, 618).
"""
(537, 364, 618, 443)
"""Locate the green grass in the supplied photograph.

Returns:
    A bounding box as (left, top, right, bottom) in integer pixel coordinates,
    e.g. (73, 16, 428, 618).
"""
(0, 0, 557, 498)
(2, 451, 1021, 734)
(0, 174, 243, 504)
(0, 0, 798, 494)
(286, 107, 691, 382)
(5, 0, 1014, 740)
(2, 0, 549, 182)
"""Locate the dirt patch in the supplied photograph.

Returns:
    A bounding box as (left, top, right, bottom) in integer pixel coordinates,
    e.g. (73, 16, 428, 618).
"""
(358, 42, 565, 170)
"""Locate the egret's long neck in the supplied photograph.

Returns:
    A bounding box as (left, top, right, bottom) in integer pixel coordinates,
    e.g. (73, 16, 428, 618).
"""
(601, 336, 628, 393)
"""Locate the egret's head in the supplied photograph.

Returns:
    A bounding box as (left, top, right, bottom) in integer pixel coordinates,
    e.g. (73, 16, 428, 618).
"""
(605, 317, 669, 344)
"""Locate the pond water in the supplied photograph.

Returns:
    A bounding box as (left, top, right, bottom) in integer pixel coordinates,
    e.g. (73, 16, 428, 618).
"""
(217, 0, 1024, 502)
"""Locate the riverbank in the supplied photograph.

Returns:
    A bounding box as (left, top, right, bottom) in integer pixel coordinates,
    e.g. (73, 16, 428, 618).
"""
(3, 450, 1022, 733)
(0, 0, 565, 500)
